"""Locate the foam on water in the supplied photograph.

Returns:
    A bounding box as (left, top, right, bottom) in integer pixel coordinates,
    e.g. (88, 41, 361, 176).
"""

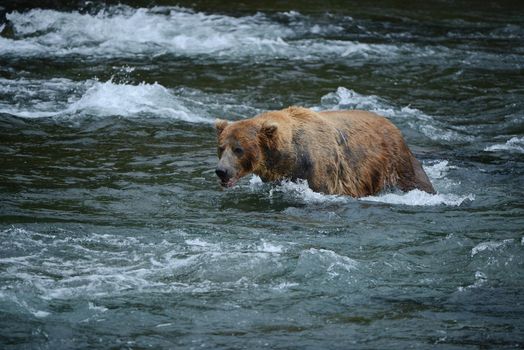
(1, 6, 443, 62)
(484, 137, 524, 153)
(270, 281, 300, 291)
(258, 240, 285, 254)
(248, 159, 474, 207)
(0, 77, 211, 122)
(184, 236, 287, 255)
(268, 179, 347, 204)
(0, 227, 294, 303)
(318, 87, 402, 117)
(319, 87, 474, 143)
(458, 271, 488, 292)
(185, 238, 217, 248)
(471, 239, 515, 257)
(0, 77, 79, 118)
(425, 160, 464, 191)
(361, 189, 474, 207)
(0, 7, 297, 58)
(68, 80, 210, 122)
(88, 302, 108, 312)
(423, 160, 456, 180)
(360, 160, 473, 206)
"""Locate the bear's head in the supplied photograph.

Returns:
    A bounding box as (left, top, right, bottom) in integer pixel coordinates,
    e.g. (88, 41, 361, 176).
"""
(214, 117, 282, 188)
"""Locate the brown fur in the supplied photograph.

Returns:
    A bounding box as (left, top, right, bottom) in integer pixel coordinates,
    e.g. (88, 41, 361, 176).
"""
(215, 106, 435, 197)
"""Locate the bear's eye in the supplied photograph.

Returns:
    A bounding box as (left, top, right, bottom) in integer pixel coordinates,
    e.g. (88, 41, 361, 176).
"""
(233, 147, 244, 156)
(218, 146, 225, 154)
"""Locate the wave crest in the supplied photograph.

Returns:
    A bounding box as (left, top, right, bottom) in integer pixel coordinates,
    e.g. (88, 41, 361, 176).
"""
(0, 77, 211, 122)
(484, 137, 524, 153)
(2, 6, 437, 62)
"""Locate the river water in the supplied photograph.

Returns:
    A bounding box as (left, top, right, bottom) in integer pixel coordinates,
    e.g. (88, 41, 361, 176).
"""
(1, 1, 523, 349)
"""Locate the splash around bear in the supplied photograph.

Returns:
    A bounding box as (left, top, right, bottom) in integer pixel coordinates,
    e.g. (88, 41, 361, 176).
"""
(215, 106, 435, 197)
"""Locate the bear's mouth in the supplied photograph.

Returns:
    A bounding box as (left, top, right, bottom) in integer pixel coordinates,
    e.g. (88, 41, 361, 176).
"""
(220, 177, 239, 188)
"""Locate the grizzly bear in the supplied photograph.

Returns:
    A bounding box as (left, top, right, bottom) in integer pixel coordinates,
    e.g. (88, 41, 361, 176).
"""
(215, 106, 435, 197)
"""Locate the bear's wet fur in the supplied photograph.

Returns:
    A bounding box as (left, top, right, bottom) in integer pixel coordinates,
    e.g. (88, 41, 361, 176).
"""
(215, 106, 435, 197)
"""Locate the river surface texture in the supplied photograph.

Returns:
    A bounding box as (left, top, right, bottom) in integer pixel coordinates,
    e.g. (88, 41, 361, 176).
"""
(1, 1, 523, 349)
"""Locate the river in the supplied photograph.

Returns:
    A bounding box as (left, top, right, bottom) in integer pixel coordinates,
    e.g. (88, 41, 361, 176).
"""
(1, 1, 523, 348)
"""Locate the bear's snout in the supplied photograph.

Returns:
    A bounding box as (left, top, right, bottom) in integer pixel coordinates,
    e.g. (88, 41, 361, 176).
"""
(215, 167, 229, 181)
(215, 165, 238, 188)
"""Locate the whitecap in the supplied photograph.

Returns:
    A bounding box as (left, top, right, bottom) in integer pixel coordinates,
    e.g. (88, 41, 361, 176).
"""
(155, 323, 173, 328)
(0, 77, 211, 122)
(32, 310, 51, 318)
(423, 160, 455, 180)
(471, 239, 514, 257)
(415, 123, 474, 142)
(185, 238, 218, 248)
(458, 271, 488, 292)
(248, 175, 265, 190)
(2, 6, 442, 62)
(0, 77, 80, 118)
(88, 302, 108, 312)
(360, 189, 474, 207)
(3, 6, 294, 58)
(269, 179, 347, 204)
(318, 87, 394, 115)
(255, 174, 472, 207)
(484, 137, 524, 153)
(270, 281, 299, 291)
(258, 240, 284, 253)
(65, 80, 210, 122)
(423, 160, 462, 191)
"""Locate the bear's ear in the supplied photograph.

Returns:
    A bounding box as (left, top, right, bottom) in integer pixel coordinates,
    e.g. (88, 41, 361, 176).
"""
(215, 119, 228, 136)
(261, 122, 278, 139)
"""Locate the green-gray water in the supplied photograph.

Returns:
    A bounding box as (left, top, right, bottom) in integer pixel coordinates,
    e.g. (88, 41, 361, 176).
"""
(1, 1, 523, 348)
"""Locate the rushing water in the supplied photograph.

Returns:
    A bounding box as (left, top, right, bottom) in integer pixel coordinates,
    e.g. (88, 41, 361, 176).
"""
(1, 1, 523, 349)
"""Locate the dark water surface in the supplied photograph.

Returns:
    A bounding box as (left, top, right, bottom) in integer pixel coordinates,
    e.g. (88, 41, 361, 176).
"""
(1, 1, 523, 349)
